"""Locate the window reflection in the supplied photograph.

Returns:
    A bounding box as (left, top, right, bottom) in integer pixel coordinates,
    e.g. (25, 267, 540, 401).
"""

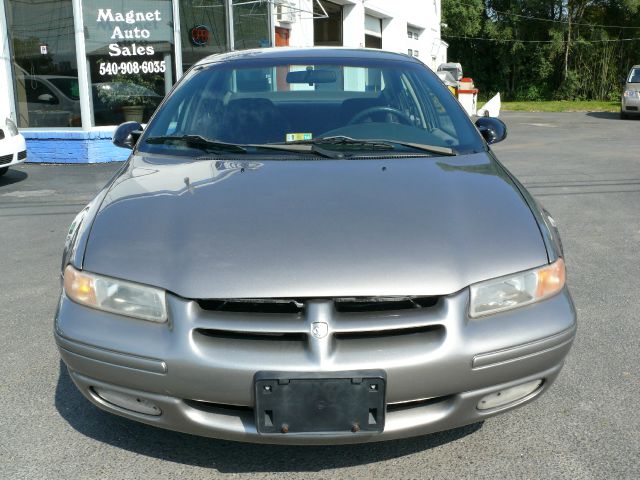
(180, 0, 228, 71)
(83, 0, 175, 125)
(7, 0, 80, 127)
(233, 0, 270, 50)
(314, 0, 342, 47)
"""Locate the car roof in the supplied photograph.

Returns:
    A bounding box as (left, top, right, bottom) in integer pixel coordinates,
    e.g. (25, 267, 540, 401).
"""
(194, 47, 421, 67)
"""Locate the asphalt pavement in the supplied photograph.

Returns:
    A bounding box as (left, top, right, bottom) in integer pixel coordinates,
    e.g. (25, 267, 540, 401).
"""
(1, 112, 638, 479)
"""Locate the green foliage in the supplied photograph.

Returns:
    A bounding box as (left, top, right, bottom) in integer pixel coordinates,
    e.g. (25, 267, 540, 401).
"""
(515, 85, 544, 102)
(555, 71, 584, 101)
(442, 0, 640, 101)
(97, 73, 160, 107)
(442, 0, 484, 37)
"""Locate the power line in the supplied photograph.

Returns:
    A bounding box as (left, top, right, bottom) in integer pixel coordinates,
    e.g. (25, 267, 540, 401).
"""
(455, 1, 640, 30)
(443, 34, 640, 43)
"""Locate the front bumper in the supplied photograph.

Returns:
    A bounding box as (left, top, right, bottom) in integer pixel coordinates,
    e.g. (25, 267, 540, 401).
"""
(622, 94, 640, 114)
(0, 133, 27, 168)
(55, 287, 576, 444)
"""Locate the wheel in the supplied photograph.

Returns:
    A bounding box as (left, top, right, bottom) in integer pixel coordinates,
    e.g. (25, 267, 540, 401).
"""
(620, 109, 628, 120)
(0, 167, 8, 177)
(348, 106, 414, 126)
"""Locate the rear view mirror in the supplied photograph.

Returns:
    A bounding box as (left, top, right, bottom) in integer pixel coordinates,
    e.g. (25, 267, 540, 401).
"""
(286, 69, 337, 85)
(113, 121, 143, 149)
(475, 117, 507, 145)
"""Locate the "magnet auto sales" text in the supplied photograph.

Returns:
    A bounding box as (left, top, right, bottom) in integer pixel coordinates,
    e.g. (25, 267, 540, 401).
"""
(97, 9, 162, 56)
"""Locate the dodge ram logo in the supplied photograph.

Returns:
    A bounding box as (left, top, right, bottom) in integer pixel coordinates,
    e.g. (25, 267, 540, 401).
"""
(311, 322, 328, 339)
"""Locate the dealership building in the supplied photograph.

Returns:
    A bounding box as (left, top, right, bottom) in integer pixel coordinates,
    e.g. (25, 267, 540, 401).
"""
(0, 0, 446, 163)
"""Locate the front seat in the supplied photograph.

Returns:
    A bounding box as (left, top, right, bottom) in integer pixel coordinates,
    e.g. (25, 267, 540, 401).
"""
(219, 98, 290, 144)
(340, 96, 386, 125)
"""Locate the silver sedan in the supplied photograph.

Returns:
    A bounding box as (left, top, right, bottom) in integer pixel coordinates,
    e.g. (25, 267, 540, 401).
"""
(55, 48, 576, 445)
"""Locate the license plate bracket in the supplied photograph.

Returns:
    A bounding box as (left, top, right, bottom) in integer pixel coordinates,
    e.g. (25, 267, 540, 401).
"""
(255, 370, 386, 435)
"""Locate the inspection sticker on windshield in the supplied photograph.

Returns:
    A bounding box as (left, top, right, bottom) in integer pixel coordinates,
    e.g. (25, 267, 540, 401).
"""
(286, 133, 313, 142)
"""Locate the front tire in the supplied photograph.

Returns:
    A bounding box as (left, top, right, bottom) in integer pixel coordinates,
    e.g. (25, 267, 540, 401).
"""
(620, 109, 629, 120)
(0, 167, 8, 177)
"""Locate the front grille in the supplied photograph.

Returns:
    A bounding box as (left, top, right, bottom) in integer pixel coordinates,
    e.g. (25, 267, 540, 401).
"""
(184, 395, 454, 414)
(184, 399, 252, 414)
(193, 295, 445, 351)
(386, 395, 454, 412)
(195, 328, 305, 342)
(0, 153, 13, 165)
(334, 324, 443, 341)
(627, 106, 638, 111)
(197, 296, 439, 314)
(17, 150, 27, 160)
(334, 296, 438, 312)
(198, 298, 304, 314)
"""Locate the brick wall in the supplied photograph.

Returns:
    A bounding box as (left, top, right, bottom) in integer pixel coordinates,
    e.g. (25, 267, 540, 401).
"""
(22, 130, 130, 163)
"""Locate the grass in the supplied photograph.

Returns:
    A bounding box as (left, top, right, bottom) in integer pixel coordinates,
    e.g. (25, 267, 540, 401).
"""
(500, 100, 619, 112)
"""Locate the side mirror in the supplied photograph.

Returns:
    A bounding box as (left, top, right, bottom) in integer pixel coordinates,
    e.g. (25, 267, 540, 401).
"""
(475, 117, 507, 145)
(113, 121, 143, 149)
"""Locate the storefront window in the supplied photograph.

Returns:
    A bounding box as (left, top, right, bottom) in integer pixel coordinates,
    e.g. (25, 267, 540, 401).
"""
(314, 0, 342, 47)
(6, 0, 80, 127)
(180, 0, 228, 72)
(83, 0, 176, 125)
(364, 15, 382, 49)
(232, 0, 270, 50)
(6, 0, 277, 129)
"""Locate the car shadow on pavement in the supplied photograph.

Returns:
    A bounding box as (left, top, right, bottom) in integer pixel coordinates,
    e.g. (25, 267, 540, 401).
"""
(0, 169, 28, 187)
(585, 112, 624, 120)
(55, 362, 483, 472)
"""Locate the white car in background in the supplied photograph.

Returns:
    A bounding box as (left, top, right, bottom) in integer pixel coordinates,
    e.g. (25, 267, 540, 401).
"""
(0, 117, 27, 176)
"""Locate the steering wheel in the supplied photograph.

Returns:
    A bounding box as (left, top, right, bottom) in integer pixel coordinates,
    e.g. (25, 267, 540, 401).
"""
(348, 106, 414, 126)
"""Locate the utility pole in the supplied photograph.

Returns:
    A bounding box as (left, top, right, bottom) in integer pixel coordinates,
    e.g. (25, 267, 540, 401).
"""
(564, 0, 571, 82)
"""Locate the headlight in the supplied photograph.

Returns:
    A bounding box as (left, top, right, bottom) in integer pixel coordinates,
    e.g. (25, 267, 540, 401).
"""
(63, 265, 167, 322)
(5, 117, 19, 136)
(623, 90, 639, 98)
(469, 258, 565, 318)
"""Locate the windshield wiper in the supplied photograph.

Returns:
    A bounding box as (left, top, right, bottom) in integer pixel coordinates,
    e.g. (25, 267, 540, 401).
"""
(145, 135, 342, 158)
(379, 140, 456, 156)
(144, 135, 455, 158)
(145, 135, 247, 153)
(285, 136, 394, 151)
(248, 143, 346, 159)
(283, 136, 456, 156)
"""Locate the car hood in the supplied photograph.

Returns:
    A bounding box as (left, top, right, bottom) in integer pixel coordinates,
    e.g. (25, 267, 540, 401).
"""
(83, 153, 548, 299)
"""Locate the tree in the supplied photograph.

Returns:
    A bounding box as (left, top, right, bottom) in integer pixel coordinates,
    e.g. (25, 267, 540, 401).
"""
(442, 0, 640, 100)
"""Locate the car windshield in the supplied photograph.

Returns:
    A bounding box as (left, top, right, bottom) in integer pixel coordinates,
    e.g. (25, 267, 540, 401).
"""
(628, 68, 640, 83)
(138, 57, 484, 158)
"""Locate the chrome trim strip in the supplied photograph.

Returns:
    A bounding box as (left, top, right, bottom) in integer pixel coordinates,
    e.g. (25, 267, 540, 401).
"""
(472, 326, 576, 370)
(55, 332, 167, 374)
